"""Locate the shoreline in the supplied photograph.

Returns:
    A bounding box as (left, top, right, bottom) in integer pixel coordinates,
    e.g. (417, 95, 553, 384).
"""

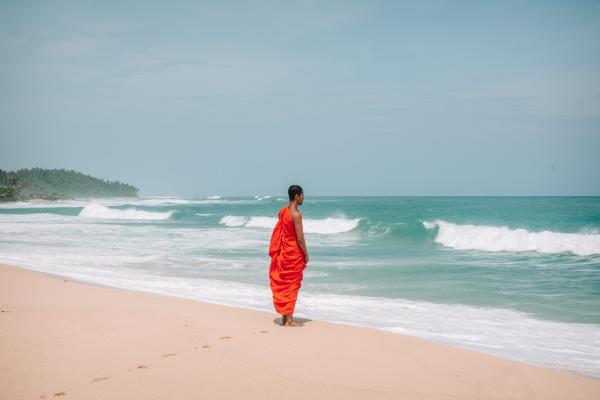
(6, 261, 598, 379)
(1, 261, 599, 399)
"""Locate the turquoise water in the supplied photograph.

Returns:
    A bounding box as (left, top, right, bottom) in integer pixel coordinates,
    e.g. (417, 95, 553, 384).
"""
(1, 196, 599, 377)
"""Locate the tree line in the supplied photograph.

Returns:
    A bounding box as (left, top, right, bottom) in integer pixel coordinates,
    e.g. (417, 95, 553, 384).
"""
(0, 168, 139, 201)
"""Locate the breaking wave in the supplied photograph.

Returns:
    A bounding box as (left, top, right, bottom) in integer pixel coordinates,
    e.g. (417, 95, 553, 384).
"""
(219, 215, 247, 227)
(79, 203, 173, 220)
(422, 220, 600, 256)
(219, 215, 360, 234)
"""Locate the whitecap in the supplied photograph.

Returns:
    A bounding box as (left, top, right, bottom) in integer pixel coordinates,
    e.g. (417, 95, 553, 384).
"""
(245, 216, 278, 228)
(219, 215, 247, 227)
(422, 220, 600, 256)
(0, 199, 89, 209)
(219, 214, 360, 234)
(79, 203, 173, 220)
(303, 217, 360, 234)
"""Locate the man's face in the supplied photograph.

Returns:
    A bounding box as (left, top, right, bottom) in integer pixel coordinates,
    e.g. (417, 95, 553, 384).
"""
(296, 192, 304, 205)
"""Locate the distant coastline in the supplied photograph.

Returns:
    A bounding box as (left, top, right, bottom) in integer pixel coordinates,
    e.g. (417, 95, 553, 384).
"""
(0, 168, 138, 202)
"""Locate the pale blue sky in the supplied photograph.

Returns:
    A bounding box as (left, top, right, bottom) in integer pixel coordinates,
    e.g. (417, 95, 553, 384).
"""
(1, 1, 599, 196)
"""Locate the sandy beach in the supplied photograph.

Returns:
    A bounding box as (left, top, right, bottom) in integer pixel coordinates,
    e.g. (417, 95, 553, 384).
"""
(1, 262, 599, 400)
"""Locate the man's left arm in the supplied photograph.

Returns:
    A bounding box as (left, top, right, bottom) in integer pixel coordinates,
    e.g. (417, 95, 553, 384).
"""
(292, 211, 309, 263)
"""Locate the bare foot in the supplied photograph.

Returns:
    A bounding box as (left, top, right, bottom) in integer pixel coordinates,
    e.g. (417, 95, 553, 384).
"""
(284, 320, 303, 327)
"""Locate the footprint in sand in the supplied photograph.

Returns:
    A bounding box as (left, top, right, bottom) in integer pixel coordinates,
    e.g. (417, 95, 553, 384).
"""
(53, 392, 66, 397)
(202, 345, 211, 349)
(220, 336, 232, 340)
(90, 376, 110, 384)
(162, 353, 177, 358)
(260, 330, 268, 334)
(137, 365, 148, 369)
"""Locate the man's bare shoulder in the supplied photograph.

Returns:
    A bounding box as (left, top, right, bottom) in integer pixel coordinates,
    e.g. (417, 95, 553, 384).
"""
(289, 208, 303, 222)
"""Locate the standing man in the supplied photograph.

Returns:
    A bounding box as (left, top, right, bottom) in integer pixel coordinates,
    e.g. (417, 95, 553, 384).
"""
(269, 185, 309, 327)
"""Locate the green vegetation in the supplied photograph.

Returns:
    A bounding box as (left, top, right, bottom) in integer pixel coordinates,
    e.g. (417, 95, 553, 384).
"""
(0, 168, 139, 201)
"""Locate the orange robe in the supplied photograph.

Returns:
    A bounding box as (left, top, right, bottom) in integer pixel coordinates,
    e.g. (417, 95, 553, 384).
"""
(269, 205, 306, 315)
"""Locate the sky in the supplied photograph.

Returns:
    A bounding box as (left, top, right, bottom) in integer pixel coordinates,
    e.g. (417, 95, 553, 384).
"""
(1, 0, 599, 196)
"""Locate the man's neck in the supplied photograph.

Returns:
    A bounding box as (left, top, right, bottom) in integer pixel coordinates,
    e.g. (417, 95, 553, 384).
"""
(289, 202, 298, 211)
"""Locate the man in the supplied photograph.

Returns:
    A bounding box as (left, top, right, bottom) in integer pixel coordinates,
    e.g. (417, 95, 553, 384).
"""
(269, 185, 309, 327)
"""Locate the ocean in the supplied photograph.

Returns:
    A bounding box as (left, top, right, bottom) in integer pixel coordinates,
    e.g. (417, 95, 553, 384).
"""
(1, 196, 599, 378)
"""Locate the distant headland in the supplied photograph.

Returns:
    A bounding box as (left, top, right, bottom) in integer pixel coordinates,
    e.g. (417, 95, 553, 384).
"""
(0, 168, 139, 201)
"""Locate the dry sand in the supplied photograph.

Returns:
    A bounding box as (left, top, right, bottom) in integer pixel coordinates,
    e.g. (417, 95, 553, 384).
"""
(1, 262, 599, 399)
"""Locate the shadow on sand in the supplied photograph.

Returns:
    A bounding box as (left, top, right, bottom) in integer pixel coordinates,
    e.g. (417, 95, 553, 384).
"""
(272, 317, 313, 327)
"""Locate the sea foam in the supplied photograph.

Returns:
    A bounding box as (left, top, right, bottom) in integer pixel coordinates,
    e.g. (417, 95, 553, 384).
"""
(0, 199, 89, 209)
(220, 215, 360, 234)
(422, 220, 600, 256)
(245, 216, 278, 228)
(79, 203, 173, 220)
(219, 215, 247, 227)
